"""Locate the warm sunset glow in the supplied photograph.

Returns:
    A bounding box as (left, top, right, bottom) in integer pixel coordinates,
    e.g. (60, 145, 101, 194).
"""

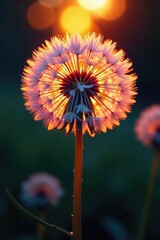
(38, 0, 63, 8)
(77, 0, 107, 10)
(95, 0, 126, 21)
(27, 2, 55, 30)
(60, 6, 91, 33)
(90, 23, 100, 33)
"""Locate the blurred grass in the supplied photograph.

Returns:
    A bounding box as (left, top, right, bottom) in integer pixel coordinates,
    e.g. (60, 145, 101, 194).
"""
(1, 77, 160, 240)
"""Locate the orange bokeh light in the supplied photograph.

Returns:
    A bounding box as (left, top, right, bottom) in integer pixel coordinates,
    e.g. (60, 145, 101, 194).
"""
(27, 2, 55, 30)
(60, 5, 91, 33)
(38, 0, 63, 8)
(95, 0, 126, 21)
(90, 23, 100, 34)
(77, 0, 108, 11)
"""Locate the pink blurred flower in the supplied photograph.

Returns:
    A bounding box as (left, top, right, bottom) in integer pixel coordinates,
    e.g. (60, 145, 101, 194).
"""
(20, 173, 64, 208)
(21, 32, 137, 136)
(135, 105, 160, 148)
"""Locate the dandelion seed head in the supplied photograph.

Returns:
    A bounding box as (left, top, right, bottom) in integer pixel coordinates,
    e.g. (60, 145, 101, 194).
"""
(22, 32, 137, 136)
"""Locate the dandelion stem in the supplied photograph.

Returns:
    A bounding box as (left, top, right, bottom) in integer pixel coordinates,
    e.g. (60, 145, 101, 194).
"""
(37, 211, 46, 240)
(138, 150, 160, 240)
(5, 189, 71, 237)
(72, 119, 83, 240)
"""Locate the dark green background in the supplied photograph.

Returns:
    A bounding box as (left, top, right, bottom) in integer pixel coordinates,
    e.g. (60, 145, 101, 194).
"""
(0, 0, 160, 239)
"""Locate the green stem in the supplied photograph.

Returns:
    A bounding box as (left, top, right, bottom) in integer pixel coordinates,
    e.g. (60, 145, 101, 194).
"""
(138, 150, 160, 240)
(72, 121, 83, 240)
(5, 190, 71, 237)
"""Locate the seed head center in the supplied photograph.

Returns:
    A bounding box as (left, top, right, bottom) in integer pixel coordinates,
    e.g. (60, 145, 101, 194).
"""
(76, 81, 93, 92)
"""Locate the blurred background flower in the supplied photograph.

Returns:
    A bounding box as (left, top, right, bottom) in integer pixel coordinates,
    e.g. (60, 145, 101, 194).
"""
(20, 172, 64, 208)
(19, 173, 64, 240)
(135, 105, 160, 148)
(1, 0, 160, 239)
(135, 105, 160, 240)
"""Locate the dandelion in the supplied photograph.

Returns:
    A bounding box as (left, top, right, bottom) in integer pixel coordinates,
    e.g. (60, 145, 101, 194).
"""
(135, 105, 160, 240)
(21, 32, 137, 240)
(19, 173, 64, 239)
(135, 104, 160, 148)
(22, 32, 137, 136)
(20, 173, 64, 208)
